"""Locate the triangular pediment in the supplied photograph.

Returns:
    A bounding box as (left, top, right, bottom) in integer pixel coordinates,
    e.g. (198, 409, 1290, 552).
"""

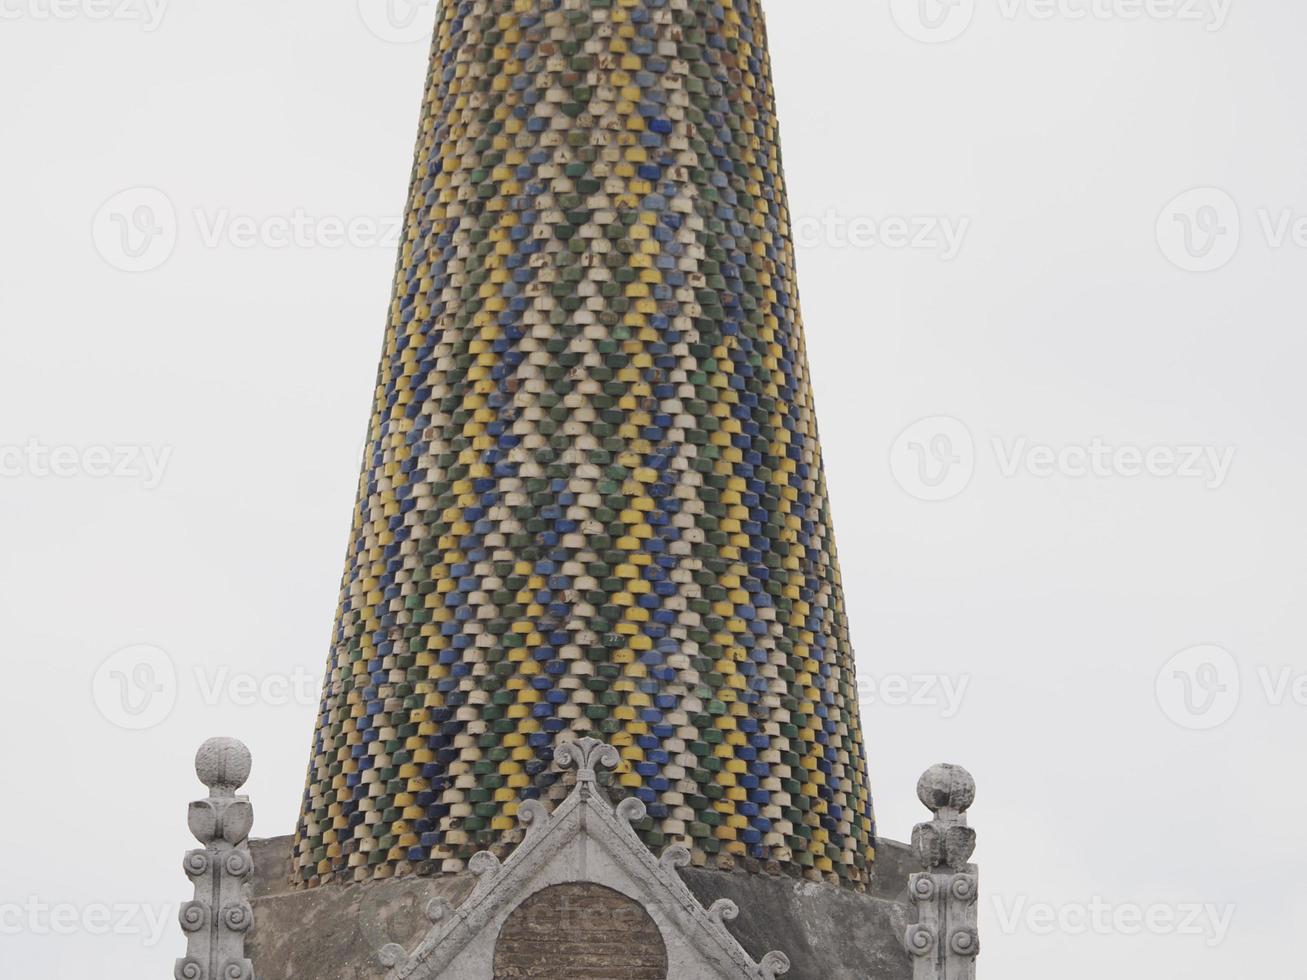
(378, 739, 790, 980)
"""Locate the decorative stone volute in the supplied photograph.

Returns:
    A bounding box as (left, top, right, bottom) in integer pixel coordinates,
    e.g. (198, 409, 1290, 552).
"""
(176, 738, 257, 980)
(555, 736, 621, 786)
(903, 764, 980, 980)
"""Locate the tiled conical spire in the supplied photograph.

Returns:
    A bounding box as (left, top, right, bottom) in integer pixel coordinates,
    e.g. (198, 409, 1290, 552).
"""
(295, 0, 875, 889)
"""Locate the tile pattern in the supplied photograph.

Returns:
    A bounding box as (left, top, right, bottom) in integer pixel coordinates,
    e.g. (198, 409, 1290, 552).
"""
(294, 0, 875, 889)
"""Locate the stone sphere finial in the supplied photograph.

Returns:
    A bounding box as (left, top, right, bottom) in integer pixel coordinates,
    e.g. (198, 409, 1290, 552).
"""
(195, 737, 252, 797)
(917, 764, 976, 816)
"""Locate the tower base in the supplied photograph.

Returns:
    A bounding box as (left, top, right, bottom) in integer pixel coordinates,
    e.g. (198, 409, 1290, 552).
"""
(247, 835, 918, 980)
(170, 741, 979, 980)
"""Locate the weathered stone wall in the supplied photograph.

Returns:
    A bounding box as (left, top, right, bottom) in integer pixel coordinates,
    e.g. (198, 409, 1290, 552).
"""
(248, 835, 915, 980)
(492, 882, 667, 980)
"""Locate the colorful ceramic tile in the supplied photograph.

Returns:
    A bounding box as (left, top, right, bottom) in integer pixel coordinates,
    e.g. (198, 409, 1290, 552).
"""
(294, 0, 876, 890)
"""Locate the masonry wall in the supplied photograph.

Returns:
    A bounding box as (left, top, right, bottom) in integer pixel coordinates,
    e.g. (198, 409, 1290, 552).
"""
(248, 835, 916, 980)
(492, 882, 667, 980)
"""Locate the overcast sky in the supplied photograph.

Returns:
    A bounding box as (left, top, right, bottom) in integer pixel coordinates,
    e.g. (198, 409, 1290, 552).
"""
(2, 1, 1304, 977)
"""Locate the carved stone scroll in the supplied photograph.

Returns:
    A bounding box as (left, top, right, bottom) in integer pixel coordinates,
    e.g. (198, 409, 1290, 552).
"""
(175, 738, 256, 980)
(904, 764, 979, 980)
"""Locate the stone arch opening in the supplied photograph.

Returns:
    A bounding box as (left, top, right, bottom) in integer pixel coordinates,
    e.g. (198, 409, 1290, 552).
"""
(492, 882, 668, 980)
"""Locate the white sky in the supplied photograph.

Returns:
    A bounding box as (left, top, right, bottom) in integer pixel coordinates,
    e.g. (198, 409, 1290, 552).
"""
(1, 1, 1304, 977)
